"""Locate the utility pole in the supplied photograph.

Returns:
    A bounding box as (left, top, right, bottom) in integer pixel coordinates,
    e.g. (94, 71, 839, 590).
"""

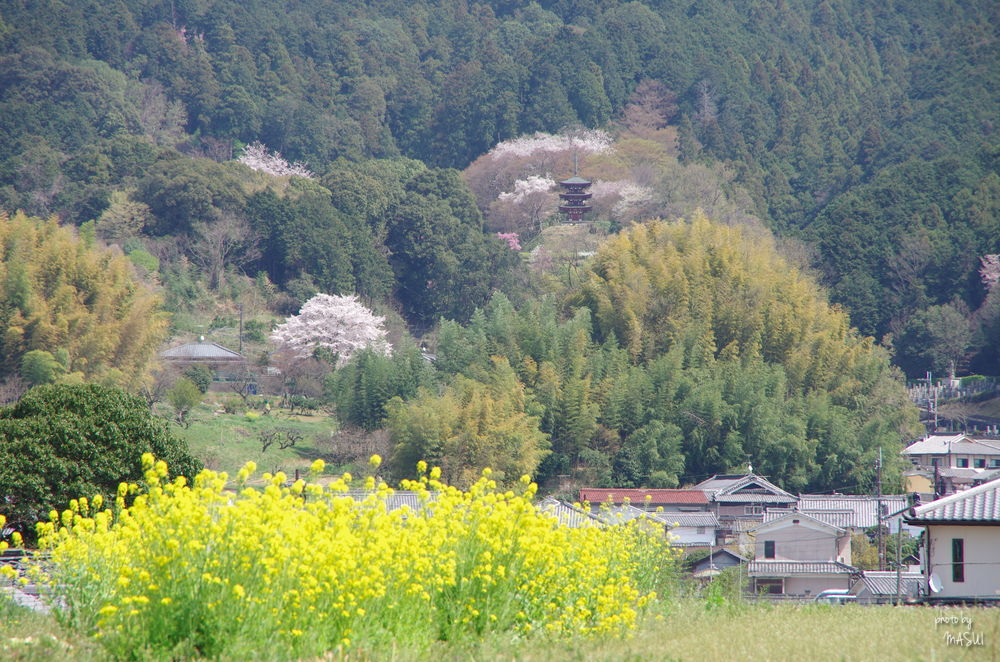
(895, 516, 904, 604)
(876, 447, 886, 571)
(238, 303, 244, 355)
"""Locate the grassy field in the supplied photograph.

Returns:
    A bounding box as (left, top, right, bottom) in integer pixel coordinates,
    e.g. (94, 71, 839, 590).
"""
(3, 598, 996, 661)
(462, 602, 1000, 662)
(168, 399, 345, 480)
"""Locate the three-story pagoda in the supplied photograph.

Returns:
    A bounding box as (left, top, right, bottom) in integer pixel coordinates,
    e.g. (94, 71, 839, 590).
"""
(558, 176, 593, 223)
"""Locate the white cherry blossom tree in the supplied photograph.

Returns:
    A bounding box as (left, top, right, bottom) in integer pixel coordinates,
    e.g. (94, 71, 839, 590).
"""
(237, 142, 315, 179)
(270, 294, 390, 366)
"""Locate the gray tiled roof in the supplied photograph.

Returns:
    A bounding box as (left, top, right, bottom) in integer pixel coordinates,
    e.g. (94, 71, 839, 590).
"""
(598, 504, 659, 525)
(752, 510, 846, 534)
(695, 473, 796, 503)
(797, 494, 909, 529)
(341, 490, 426, 512)
(852, 571, 922, 596)
(902, 434, 1000, 457)
(906, 476, 1000, 523)
(652, 511, 720, 528)
(537, 497, 603, 528)
(748, 560, 858, 577)
(160, 341, 245, 361)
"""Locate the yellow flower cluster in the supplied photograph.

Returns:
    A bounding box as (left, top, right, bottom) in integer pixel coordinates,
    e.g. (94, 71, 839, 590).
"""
(24, 455, 672, 659)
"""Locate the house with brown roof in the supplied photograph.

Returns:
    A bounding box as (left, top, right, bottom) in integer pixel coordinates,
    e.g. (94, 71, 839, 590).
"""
(904, 476, 1000, 603)
(578, 488, 709, 511)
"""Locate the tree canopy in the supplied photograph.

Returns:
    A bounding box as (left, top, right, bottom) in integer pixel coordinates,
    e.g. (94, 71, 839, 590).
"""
(0, 211, 169, 387)
(0, 384, 201, 539)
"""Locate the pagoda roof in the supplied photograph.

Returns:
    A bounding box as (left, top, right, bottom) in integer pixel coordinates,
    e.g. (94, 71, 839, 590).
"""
(560, 176, 591, 185)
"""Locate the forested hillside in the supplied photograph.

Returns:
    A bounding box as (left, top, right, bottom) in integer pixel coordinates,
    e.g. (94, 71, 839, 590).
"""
(1, 0, 996, 370)
(0, 0, 995, 491)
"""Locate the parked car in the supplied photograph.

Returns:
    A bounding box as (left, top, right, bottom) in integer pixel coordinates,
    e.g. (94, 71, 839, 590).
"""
(814, 589, 856, 604)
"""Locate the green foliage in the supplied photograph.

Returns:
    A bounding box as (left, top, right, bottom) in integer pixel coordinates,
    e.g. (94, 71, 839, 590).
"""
(327, 344, 436, 431)
(895, 303, 974, 377)
(182, 365, 214, 394)
(0, 0, 993, 363)
(0, 384, 200, 539)
(388, 358, 549, 487)
(167, 378, 203, 427)
(0, 212, 169, 387)
(20, 350, 64, 387)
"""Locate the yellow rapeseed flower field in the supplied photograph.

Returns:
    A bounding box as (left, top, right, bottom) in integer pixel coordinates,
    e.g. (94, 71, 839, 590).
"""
(14, 455, 676, 660)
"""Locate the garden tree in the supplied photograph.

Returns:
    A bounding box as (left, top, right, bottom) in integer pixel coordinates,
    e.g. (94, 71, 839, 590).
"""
(135, 157, 247, 236)
(0, 383, 201, 539)
(20, 350, 66, 387)
(387, 357, 549, 487)
(327, 344, 436, 431)
(270, 293, 390, 366)
(182, 365, 213, 394)
(894, 303, 974, 378)
(186, 212, 259, 291)
(851, 532, 880, 571)
(166, 377, 202, 427)
(0, 212, 169, 387)
(386, 168, 518, 324)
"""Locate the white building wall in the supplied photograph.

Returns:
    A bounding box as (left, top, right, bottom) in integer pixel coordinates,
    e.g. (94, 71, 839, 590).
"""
(755, 521, 847, 563)
(669, 526, 716, 546)
(925, 525, 1000, 599)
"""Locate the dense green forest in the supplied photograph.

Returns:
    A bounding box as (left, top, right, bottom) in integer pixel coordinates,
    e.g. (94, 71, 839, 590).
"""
(0, 0, 995, 491)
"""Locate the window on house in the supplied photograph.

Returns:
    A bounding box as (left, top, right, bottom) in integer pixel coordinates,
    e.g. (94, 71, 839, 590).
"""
(744, 505, 763, 515)
(952, 538, 965, 583)
(764, 540, 775, 559)
(696, 527, 705, 534)
(756, 580, 783, 595)
(957, 458, 969, 468)
(990, 459, 1000, 468)
(974, 458, 986, 468)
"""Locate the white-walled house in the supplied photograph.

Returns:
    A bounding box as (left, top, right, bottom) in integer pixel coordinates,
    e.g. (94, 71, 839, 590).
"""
(904, 477, 1000, 603)
(747, 511, 857, 598)
(652, 511, 719, 547)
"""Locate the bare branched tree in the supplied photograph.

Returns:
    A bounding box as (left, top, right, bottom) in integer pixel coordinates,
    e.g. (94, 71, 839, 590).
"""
(187, 212, 259, 291)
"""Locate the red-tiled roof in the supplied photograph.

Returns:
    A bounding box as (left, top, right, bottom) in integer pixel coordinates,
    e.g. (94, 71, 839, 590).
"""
(578, 488, 708, 506)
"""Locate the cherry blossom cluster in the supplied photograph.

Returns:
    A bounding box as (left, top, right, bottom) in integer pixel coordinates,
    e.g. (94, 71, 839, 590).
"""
(488, 130, 612, 160)
(270, 293, 390, 365)
(496, 232, 521, 250)
(497, 175, 555, 203)
(590, 180, 655, 220)
(237, 142, 315, 179)
(981, 254, 1000, 291)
